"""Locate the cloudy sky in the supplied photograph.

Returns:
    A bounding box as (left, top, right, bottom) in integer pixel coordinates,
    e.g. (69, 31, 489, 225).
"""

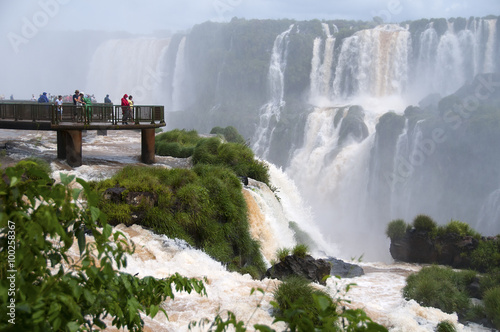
(0, 0, 498, 35)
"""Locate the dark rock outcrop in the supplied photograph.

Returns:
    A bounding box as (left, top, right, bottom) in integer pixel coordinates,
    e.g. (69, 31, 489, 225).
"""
(265, 255, 331, 285)
(389, 229, 480, 270)
(326, 257, 364, 278)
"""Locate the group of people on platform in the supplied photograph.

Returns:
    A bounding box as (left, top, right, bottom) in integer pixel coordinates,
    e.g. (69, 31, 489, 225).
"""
(14, 90, 135, 124)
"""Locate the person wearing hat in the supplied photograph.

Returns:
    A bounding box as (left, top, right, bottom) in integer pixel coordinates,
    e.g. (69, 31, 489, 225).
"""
(121, 94, 130, 125)
(38, 92, 49, 103)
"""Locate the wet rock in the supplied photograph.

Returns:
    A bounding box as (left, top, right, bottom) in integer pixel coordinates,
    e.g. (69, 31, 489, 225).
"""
(265, 255, 331, 285)
(326, 257, 364, 278)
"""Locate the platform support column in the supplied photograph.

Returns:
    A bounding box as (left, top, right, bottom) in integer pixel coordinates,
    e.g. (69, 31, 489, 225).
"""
(56, 130, 67, 159)
(65, 130, 83, 167)
(141, 128, 155, 164)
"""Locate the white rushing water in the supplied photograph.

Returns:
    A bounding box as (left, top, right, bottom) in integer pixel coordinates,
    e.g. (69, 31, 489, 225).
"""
(0, 129, 492, 332)
(252, 25, 294, 159)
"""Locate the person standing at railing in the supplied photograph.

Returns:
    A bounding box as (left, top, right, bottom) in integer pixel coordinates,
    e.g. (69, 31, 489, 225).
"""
(38, 92, 49, 103)
(128, 95, 134, 122)
(121, 94, 130, 125)
(55, 95, 63, 122)
(104, 94, 112, 104)
(73, 89, 81, 120)
(83, 93, 92, 123)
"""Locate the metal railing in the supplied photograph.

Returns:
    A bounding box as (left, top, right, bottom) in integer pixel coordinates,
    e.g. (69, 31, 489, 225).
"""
(0, 101, 165, 125)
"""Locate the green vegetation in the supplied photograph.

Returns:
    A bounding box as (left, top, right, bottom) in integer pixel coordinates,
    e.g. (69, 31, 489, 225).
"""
(155, 128, 200, 158)
(277, 247, 291, 262)
(292, 244, 309, 258)
(436, 320, 456, 332)
(192, 136, 270, 186)
(403, 265, 500, 329)
(271, 276, 387, 331)
(403, 266, 474, 314)
(470, 239, 500, 272)
(155, 128, 271, 186)
(210, 126, 246, 144)
(483, 286, 500, 329)
(412, 214, 437, 232)
(438, 220, 481, 238)
(0, 162, 206, 331)
(385, 219, 407, 240)
(91, 164, 266, 278)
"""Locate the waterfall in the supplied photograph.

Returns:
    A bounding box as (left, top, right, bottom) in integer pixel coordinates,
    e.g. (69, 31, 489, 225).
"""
(476, 189, 500, 235)
(309, 23, 336, 104)
(252, 25, 293, 158)
(435, 29, 465, 95)
(86, 38, 170, 104)
(483, 19, 497, 73)
(171, 37, 187, 112)
(332, 24, 410, 100)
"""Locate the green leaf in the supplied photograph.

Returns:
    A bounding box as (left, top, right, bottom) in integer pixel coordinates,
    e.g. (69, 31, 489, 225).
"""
(76, 226, 86, 255)
(60, 172, 75, 186)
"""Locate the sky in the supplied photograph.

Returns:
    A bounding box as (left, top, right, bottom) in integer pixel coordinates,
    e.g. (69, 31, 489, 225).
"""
(0, 0, 498, 36)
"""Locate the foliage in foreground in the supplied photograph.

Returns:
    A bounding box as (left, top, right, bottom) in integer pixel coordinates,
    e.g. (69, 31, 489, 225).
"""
(0, 162, 206, 331)
(90, 164, 267, 278)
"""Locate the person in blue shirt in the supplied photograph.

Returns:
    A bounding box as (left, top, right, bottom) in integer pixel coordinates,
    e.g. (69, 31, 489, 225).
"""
(104, 94, 112, 104)
(38, 92, 49, 103)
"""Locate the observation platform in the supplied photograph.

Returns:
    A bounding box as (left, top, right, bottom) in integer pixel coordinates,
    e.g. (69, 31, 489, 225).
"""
(0, 101, 165, 167)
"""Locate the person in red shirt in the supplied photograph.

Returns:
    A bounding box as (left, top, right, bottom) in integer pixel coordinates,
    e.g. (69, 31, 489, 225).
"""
(121, 94, 130, 125)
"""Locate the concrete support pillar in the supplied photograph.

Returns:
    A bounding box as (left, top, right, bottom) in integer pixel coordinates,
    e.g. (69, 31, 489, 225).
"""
(56, 130, 67, 159)
(141, 128, 155, 164)
(65, 130, 82, 167)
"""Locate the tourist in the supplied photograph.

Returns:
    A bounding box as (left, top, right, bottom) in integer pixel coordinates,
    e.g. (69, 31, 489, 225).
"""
(121, 94, 130, 125)
(73, 89, 81, 119)
(55, 95, 63, 122)
(83, 93, 92, 123)
(38, 92, 49, 103)
(128, 95, 134, 122)
(104, 94, 112, 104)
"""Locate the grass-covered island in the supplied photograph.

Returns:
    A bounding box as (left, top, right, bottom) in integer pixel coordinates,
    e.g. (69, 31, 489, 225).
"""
(386, 215, 500, 329)
(0, 128, 388, 331)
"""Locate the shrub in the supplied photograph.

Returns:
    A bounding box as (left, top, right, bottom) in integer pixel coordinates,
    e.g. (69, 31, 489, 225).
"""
(292, 244, 309, 258)
(277, 247, 290, 262)
(192, 137, 270, 186)
(436, 320, 456, 332)
(13, 157, 52, 179)
(210, 126, 246, 144)
(403, 266, 471, 315)
(155, 129, 200, 158)
(272, 276, 333, 328)
(386, 219, 408, 240)
(413, 214, 437, 232)
(483, 286, 500, 329)
(442, 220, 480, 238)
(471, 240, 500, 272)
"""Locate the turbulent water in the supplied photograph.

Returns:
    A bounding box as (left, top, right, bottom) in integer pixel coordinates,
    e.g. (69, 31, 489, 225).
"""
(0, 129, 492, 331)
